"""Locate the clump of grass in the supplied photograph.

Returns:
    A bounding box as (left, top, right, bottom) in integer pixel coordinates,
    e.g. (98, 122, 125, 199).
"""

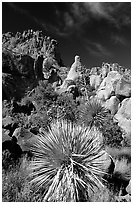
(2, 157, 45, 202)
(29, 120, 108, 202)
(89, 185, 118, 202)
(2, 157, 31, 202)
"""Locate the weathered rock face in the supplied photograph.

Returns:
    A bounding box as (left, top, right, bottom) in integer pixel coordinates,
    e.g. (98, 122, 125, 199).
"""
(115, 75, 131, 98)
(60, 56, 82, 90)
(2, 30, 64, 101)
(96, 71, 122, 101)
(126, 180, 131, 195)
(66, 55, 82, 81)
(103, 96, 120, 115)
(114, 98, 131, 136)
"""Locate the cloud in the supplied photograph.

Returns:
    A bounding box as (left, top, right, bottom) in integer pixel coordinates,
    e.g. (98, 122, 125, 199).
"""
(82, 2, 131, 28)
(111, 35, 127, 46)
(52, 2, 130, 37)
(84, 2, 110, 19)
(7, 2, 130, 38)
(84, 40, 112, 57)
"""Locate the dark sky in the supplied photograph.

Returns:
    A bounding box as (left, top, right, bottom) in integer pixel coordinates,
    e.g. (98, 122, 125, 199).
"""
(2, 2, 131, 69)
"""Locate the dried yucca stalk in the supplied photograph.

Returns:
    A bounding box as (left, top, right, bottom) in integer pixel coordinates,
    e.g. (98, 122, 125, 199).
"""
(29, 120, 107, 201)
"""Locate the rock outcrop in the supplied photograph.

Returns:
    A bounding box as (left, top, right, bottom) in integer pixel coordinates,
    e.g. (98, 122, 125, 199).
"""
(114, 98, 131, 138)
(89, 74, 102, 90)
(2, 30, 64, 101)
(58, 56, 82, 95)
(96, 71, 122, 101)
(115, 75, 131, 98)
(103, 96, 120, 115)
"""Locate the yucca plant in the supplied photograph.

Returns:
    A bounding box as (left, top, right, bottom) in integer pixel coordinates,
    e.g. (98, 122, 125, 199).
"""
(29, 120, 107, 202)
(79, 98, 109, 129)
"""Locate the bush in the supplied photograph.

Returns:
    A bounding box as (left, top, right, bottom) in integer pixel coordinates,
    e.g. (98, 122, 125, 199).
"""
(101, 118, 123, 148)
(32, 80, 58, 110)
(55, 93, 79, 122)
(2, 157, 45, 202)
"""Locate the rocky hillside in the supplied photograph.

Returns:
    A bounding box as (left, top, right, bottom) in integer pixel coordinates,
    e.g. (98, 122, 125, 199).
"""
(2, 30, 131, 201)
(2, 30, 64, 100)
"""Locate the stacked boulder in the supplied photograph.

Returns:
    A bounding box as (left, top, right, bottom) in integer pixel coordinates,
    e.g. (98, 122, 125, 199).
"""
(89, 62, 131, 142)
(56, 55, 82, 99)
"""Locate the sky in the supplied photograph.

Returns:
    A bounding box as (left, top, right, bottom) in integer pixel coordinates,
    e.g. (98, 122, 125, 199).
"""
(2, 2, 131, 69)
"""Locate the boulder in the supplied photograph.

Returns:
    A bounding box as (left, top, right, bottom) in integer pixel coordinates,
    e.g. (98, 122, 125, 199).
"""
(61, 56, 82, 89)
(2, 129, 11, 142)
(96, 71, 122, 101)
(2, 116, 14, 127)
(103, 96, 120, 115)
(126, 180, 131, 195)
(101, 63, 110, 79)
(12, 127, 37, 152)
(96, 85, 114, 101)
(115, 75, 131, 98)
(115, 98, 131, 120)
(114, 98, 131, 136)
(89, 74, 102, 90)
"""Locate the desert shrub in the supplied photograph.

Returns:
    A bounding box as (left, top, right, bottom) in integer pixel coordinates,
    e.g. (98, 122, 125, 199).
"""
(2, 100, 13, 118)
(101, 118, 123, 148)
(2, 51, 16, 74)
(29, 120, 107, 202)
(31, 80, 58, 111)
(2, 150, 15, 170)
(89, 185, 117, 202)
(28, 112, 50, 131)
(2, 157, 31, 202)
(2, 157, 45, 202)
(55, 93, 79, 122)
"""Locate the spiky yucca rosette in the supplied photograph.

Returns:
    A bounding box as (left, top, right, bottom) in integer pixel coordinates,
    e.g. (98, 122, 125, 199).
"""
(29, 121, 107, 202)
(79, 98, 109, 128)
